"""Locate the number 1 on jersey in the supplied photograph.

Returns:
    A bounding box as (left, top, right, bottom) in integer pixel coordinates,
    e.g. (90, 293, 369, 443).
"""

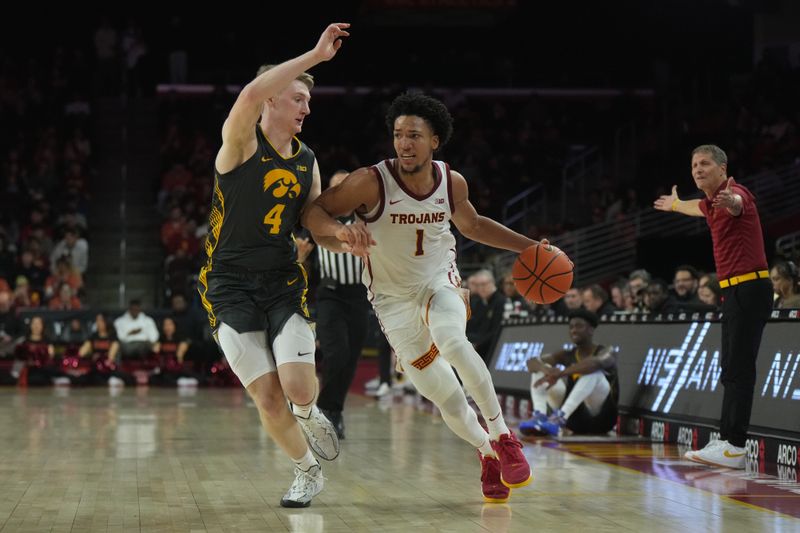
(263, 204, 286, 234)
(415, 229, 424, 256)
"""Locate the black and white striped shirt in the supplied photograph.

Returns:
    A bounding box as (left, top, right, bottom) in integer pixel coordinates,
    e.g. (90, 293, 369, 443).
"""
(317, 217, 363, 286)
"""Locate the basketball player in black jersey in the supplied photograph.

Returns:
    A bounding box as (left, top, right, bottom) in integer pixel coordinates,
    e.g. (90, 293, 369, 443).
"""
(520, 309, 619, 437)
(197, 23, 368, 508)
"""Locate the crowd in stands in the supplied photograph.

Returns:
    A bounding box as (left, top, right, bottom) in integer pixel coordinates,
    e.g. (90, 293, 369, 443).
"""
(0, 48, 93, 313)
(5, 14, 799, 388)
(461, 258, 800, 366)
(0, 295, 233, 388)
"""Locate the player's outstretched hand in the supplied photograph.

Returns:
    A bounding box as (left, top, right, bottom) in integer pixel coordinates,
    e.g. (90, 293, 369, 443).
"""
(654, 185, 679, 212)
(313, 23, 350, 62)
(336, 221, 375, 257)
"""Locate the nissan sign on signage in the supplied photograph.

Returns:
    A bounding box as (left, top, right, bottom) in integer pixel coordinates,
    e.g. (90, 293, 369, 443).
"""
(488, 318, 800, 433)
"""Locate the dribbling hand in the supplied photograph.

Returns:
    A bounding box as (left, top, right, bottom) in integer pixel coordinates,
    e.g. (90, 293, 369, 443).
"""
(539, 238, 573, 268)
(313, 23, 350, 62)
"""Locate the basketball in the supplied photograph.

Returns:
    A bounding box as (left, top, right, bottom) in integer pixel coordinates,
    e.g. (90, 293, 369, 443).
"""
(512, 243, 573, 304)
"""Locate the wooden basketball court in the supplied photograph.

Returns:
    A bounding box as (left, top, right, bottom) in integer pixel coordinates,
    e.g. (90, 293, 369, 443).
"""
(1, 387, 797, 532)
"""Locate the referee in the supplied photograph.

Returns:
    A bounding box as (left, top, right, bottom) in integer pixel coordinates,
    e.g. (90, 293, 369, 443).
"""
(310, 170, 369, 439)
(654, 144, 773, 469)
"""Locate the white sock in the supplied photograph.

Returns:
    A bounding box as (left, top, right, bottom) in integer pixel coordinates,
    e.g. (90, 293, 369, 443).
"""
(292, 401, 314, 419)
(478, 437, 496, 458)
(485, 411, 511, 441)
(292, 448, 318, 471)
(291, 383, 318, 419)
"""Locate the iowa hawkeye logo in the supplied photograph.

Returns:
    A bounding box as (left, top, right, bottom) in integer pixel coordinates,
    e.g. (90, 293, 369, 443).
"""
(263, 169, 301, 199)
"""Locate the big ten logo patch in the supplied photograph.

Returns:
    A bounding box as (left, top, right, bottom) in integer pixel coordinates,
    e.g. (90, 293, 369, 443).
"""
(263, 169, 301, 199)
(650, 421, 670, 442)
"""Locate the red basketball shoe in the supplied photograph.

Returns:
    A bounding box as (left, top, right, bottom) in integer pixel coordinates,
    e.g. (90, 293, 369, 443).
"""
(490, 433, 532, 488)
(479, 452, 510, 503)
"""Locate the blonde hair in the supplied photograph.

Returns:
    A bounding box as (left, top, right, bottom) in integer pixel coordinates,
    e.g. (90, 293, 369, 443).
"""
(256, 64, 314, 90)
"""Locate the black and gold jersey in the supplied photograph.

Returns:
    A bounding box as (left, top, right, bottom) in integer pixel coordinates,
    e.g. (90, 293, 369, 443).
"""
(203, 126, 315, 272)
(567, 345, 619, 404)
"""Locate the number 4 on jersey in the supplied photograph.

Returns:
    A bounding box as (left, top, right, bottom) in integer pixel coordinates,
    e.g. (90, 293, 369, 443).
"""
(263, 204, 286, 234)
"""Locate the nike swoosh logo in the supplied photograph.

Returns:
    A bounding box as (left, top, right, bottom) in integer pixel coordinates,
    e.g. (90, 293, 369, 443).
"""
(287, 277, 299, 286)
(723, 450, 746, 458)
(488, 413, 501, 422)
(297, 352, 312, 357)
(389, 199, 403, 205)
(262, 156, 272, 162)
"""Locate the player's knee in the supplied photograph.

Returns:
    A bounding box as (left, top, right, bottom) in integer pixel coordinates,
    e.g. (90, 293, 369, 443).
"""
(437, 334, 477, 363)
(530, 371, 546, 390)
(581, 370, 605, 384)
(282, 379, 315, 407)
(438, 336, 489, 384)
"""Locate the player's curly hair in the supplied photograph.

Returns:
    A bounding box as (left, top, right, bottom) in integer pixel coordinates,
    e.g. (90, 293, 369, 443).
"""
(385, 92, 453, 149)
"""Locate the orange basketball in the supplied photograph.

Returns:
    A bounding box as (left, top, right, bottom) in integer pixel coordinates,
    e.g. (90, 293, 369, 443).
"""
(512, 243, 573, 304)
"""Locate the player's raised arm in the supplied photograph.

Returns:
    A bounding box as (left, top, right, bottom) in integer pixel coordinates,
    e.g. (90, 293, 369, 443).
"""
(216, 23, 350, 174)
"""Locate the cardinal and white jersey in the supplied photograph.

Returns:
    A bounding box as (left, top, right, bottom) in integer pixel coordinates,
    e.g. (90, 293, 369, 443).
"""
(359, 159, 460, 300)
(358, 158, 465, 367)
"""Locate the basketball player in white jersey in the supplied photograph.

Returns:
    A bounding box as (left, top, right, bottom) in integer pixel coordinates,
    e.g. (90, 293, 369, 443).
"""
(303, 92, 557, 503)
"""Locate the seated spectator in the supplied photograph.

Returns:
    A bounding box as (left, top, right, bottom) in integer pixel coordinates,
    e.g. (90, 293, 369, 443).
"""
(581, 284, 616, 316)
(161, 206, 186, 251)
(48, 282, 82, 310)
(13, 276, 42, 308)
(610, 278, 635, 313)
(114, 299, 159, 359)
(148, 317, 199, 387)
(672, 264, 701, 305)
(14, 315, 69, 386)
(0, 291, 23, 357)
(16, 250, 49, 293)
(44, 256, 83, 300)
(466, 269, 506, 363)
(520, 309, 618, 436)
(698, 274, 722, 309)
(554, 287, 583, 316)
(165, 244, 196, 298)
(500, 271, 537, 319)
(168, 292, 204, 343)
(770, 260, 800, 309)
(55, 204, 88, 236)
(50, 228, 89, 274)
(628, 269, 651, 311)
(19, 209, 49, 244)
(76, 313, 134, 386)
(59, 317, 87, 357)
(644, 279, 681, 314)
